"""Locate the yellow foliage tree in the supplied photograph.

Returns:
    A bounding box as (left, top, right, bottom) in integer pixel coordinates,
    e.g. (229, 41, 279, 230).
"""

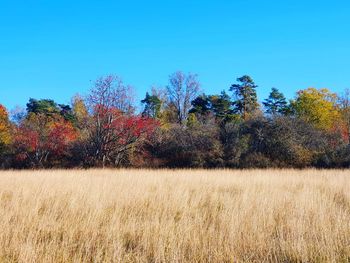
(0, 105, 12, 146)
(291, 88, 342, 131)
(71, 94, 89, 131)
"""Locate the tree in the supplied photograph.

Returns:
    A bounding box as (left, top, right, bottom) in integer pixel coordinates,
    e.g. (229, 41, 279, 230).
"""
(58, 104, 75, 122)
(167, 71, 200, 124)
(0, 105, 11, 147)
(0, 105, 12, 165)
(46, 121, 78, 158)
(86, 107, 158, 167)
(26, 98, 60, 116)
(220, 121, 249, 167)
(88, 75, 134, 114)
(71, 94, 89, 129)
(13, 113, 77, 168)
(338, 88, 350, 144)
(141, 92, 162, 119)
(189, 94, 211, 116)
(147, 121, 223, 168)
(230, 75, 259, 119)
(26, 98, 75, 122)
(262, 116, 333, 168)
(209, 91, 236, 123)
(10, 106, 26, 124)
(263, 88, 288, 115)
(190, 91, 236, 124)
(84, 75, 159, 167)
(291, 88, 342, 131)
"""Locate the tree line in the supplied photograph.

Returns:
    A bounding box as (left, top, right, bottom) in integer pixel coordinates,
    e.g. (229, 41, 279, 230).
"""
(1, 72, 350, 169)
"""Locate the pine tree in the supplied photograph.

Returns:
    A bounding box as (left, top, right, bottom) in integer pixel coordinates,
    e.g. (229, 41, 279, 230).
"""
(189, 94, 211, 116)
(230, 75, 259, 119)
(209, 91, 236, 122)
(263, 87, 288, 115)
(141, 92, 162, 119)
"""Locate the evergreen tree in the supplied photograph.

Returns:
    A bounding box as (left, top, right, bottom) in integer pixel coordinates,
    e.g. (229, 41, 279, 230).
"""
(209, 91, 236, 122)
(189, 94, 211, 116)
(190, 92, 236, 123)
(263, 87, 288, 115)
(26, 98, 60, 116)
(26, 98, 75, 122)
(58, 104, 75, 122)
(230, 75, 259, 119)
(141, 92, 162, 119)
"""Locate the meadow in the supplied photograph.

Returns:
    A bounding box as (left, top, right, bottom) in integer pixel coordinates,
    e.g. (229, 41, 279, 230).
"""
(0, 169, 349, 262)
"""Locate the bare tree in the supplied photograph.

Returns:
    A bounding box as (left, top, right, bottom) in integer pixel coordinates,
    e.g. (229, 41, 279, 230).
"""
(88, 75, 135, 114)
(166, 71, 200, 124)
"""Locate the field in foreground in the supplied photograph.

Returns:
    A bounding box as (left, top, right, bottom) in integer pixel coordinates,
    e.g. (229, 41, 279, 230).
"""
(0, 170, 349, 262)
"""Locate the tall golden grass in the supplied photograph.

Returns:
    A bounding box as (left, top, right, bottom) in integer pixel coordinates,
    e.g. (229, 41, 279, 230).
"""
(0, 169, 349, 262)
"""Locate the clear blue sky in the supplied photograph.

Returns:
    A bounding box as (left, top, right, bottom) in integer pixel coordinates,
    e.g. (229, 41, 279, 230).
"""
(1, 0, 350, 111)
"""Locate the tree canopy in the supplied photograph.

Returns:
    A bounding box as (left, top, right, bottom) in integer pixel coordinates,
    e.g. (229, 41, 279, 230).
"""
(0, 74, 349, 169)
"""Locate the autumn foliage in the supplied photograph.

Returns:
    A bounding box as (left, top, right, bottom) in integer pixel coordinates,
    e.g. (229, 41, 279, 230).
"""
(83, 105, 159, 167)
(0, 105, 11, 146)
(13, 114, 77, 167)
(292, 88, 342, 131)
(1, 73, 350, 168)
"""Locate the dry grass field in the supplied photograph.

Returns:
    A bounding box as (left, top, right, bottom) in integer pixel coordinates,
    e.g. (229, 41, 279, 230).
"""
(0, 169, 349, 262)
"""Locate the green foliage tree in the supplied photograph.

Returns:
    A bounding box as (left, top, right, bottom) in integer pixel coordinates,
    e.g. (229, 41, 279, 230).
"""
(58, 104, 75, 122)
(26, 98, 74, 122)
(263, 88, 288, 115)
(209, 91, 236, 123)
(190, 91, 236, 124)
(141, 92, 162, 119)
(189, 94, 211, 116)
(230, 75, 259, 119)
(26, 98, 60, 116)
